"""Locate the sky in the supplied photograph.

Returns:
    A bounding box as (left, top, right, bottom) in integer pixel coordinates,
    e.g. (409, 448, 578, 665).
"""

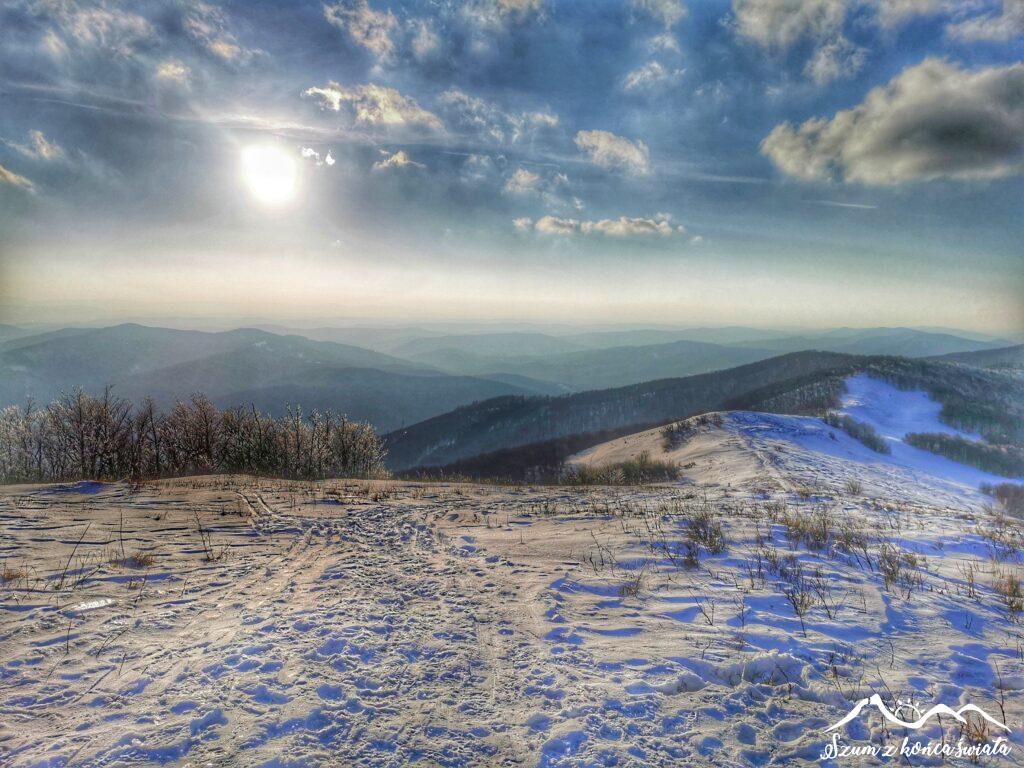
(0, 0, 1022, 334)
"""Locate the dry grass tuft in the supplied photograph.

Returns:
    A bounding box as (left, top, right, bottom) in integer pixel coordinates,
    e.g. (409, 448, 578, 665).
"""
(993, 569, 1024, 621)
(1, 564, 26, 584)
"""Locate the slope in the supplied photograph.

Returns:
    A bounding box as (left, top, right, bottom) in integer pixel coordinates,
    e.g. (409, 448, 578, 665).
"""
(383, 351, 854, 470)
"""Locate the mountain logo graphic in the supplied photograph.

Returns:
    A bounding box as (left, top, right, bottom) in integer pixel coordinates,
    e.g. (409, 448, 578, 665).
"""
(827, 694, 1010, 733)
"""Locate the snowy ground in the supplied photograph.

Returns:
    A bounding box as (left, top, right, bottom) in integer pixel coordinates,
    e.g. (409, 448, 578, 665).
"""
(3, 388, 1024, 766)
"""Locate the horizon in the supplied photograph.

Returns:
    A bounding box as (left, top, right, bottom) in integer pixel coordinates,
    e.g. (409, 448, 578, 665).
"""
(2, 315, 1021, 344)
(2, 0, 1023, 335)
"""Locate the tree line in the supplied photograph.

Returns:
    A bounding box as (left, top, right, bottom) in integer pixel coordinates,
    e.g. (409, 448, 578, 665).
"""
(0, 390, 388, 484)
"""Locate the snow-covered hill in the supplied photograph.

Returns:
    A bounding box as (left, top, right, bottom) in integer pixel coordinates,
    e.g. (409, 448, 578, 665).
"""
(569, 374, 1011, 505)
(2, 378, 1022, 766)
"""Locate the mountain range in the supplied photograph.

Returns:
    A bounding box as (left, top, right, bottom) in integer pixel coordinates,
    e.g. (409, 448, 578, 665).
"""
(0, 322, 1018, 451)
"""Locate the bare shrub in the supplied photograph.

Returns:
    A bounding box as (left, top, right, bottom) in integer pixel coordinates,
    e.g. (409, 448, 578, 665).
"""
(0, 392, 389, 484)
(564, 451, 680, 486)
(781, 506, 832, 551)
(618, 572, 645, 599)
(685, 505, 726, 554)
(981, 483, 1024, 517)
(823, 412, 890, 454)
(782, 571, 814, 636)
(982, 514, 1024, 561)
(994, 570, 1024, 621)
(1, 564, 26, 584)
(878, 544, 924, 597)
(122, 551, 156, 568)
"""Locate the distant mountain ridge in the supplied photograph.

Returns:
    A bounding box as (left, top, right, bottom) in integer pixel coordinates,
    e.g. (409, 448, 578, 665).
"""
(383, 351, 855, 470)
(926, 344, 1024, 371)
(0, 324, 542, 432)
(378, 326, 1004, 392)
(386, 353, 1024, 472)
(2, 322, 1014, 444)
(727, 327, 1012, 358)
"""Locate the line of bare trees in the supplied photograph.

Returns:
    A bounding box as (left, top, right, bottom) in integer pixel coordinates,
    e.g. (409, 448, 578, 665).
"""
(0, 390, 388, 484)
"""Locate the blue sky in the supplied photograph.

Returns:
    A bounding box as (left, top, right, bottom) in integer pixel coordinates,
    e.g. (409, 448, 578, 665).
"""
(1, 0, 1022, 333)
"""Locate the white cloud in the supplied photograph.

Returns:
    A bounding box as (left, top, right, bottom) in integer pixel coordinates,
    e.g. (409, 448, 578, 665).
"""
(411, 19, 441, 59)
(947, 0, 1024, 41)
(0, 163, 34, 191)
(301, 147, 336, 167)
(324, 0, 398, 59)
(803, 35, 865, 84)
(304, 83, 443, 131)
(11, 130, 65, 162)
(462, 0, 544, 29)
(732, 0, 846, 48)
(633, 0, 688, 27)
(504, 167, 541, 194)
(624, 61, 684, 91)
(459, 153, 500, 185)
(184, 2, 256, 63)
(521, 213, 687, 237)
(648, 32, 681, 52)
(761, 59, 1024, 185)
(372, 149, 425, 171)
(155, 59, 191, 84)
(37, 3, 152, 58)
(534, 215, 580, 235)
(731, 0, 866, 84)
(438, 89, 558, 144)
(871, 0, 950, 28)
(574, 130, 650, 174)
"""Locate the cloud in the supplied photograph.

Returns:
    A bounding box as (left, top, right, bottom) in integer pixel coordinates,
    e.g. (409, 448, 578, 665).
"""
(633, 0, 688, 28)
(304, 83, 443, 131)
(324, 0, 398, 59)
(947, 0, 1024, 41)
(732, 0, 846, 49)
(459, 153, 500, 185)
(155, 59, 191, 84)
(438, 89, 558, 144)
(803, 35, 866, 84)
(648, 32, 681, 52)
(11, 130, 65, 162)
(411, 19, 441, 59)
(519, 213, 687, 237)
(624, 61, 684, 91)
(731, 0, 866, 83)
(372, 149, 425, 171)
(870, 0, 950, 28)
(40, 3, 153, 58)
(533, 215, 579, 235)
(462, 0, 544, 29)
(183, 2, 256, 63)
(301, 147, 336, 167)
(574, 130, 650, 174)
(0, 163, 34, 191)
(504, 167, 541, 194)
(761, 59, 1024, 185)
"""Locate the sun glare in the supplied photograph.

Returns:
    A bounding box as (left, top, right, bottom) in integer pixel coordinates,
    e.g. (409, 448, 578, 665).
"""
(241, 144, 298, 206)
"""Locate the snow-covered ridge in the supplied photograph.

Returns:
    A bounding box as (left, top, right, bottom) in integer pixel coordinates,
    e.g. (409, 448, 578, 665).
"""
(570, 374, 1012, 501)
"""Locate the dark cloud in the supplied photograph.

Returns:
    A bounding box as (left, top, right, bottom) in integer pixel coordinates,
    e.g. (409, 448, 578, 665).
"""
(762, 59, 1024, 184)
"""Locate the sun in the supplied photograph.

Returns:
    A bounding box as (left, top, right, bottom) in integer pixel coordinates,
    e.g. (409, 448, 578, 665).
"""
(241, 144, 298, 207)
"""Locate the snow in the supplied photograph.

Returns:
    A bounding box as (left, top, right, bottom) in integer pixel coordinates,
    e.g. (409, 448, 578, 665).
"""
(571, 373, 1014, 498)
(839, 373, 982, 442)
(2, 379, 1023, 766)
